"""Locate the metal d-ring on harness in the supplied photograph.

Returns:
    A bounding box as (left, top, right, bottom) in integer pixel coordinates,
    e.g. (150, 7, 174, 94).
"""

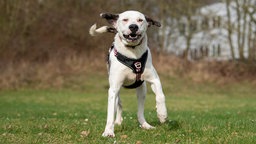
(108, 44, 148, 89)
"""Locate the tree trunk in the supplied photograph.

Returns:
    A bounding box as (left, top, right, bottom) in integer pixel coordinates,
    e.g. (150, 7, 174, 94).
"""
(184, 0, 194, 60)
(241, 0, 249, 60)
(226, 0, 235, 60)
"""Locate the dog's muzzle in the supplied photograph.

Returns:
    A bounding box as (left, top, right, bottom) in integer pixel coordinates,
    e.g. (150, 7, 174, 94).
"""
(122, 24, 142, 42)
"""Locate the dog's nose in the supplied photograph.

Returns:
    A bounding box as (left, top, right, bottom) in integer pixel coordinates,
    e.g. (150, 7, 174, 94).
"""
(129, 24, 139, 33)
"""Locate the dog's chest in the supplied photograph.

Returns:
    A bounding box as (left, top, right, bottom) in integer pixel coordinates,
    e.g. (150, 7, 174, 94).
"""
(110, 48, 148, 88)
(123, 70, 144, 86)
(124, 72, 138, 81)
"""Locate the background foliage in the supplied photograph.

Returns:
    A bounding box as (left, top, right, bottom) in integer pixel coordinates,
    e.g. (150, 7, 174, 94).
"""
(0, 0, 255, 89)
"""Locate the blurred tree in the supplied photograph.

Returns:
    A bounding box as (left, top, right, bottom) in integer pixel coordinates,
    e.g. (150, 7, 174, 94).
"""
(246, 0, 256, 60)
(225, 0, 236, 60)
(0, 0, 223, 62)
(224, 0, 256, 61)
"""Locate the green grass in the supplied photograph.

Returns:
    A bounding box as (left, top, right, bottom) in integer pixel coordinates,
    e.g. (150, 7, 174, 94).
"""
(0, 74, 256, 143)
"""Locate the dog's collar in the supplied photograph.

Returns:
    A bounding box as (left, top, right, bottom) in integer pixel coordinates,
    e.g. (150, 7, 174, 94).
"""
(119, 36, 144, 49)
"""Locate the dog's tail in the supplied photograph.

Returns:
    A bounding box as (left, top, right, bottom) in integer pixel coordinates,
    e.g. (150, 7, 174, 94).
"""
(89, 24, 117, 36)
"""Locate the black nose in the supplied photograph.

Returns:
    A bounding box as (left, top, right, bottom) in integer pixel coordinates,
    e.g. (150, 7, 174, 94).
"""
(129, 24, 139, 33)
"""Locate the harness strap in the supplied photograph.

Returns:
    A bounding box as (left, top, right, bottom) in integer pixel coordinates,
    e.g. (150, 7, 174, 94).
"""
(123, 79, 144, 89)
(114, 49, 148, 74)
(109, 45, 148, 89)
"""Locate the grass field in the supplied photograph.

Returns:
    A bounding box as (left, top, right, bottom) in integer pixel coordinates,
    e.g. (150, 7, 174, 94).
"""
(0, 73, 256, 144)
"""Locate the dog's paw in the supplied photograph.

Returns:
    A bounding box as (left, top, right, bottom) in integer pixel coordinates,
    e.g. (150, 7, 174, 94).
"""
(102, 130, 115, 137)
(115, 117, 123, 125)
(157, 114, 167, 123)
(140, 122, 155, 129)
(156, 105, 167, 123)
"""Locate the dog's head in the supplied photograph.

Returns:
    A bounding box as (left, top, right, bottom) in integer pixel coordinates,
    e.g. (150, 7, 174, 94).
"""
(101, 11, 161, 46)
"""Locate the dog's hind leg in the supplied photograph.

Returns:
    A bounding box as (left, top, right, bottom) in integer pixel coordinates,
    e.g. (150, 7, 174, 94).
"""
(136, 82, 155, 129)
(115, 95, 123, 125)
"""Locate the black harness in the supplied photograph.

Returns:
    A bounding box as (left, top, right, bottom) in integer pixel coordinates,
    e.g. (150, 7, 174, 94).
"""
(108, 45, 148, 89)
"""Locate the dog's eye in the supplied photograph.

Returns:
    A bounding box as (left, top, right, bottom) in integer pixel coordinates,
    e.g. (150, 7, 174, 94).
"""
(138, 19, 143, 22)
(123, 19, 128, 22)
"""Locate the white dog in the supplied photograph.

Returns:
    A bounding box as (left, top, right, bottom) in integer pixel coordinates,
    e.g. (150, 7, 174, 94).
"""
(89, 10, 167, 137)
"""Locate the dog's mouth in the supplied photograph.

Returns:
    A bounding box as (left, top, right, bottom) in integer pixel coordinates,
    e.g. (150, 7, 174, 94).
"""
(123, 33, 142, 42)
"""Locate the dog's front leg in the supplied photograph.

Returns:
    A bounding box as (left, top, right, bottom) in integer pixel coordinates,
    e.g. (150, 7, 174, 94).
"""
(115, 95, 123, 125)
(102, 86, 120, 137)
(136, 82, 155, 129)
(150, 78, 168, 123)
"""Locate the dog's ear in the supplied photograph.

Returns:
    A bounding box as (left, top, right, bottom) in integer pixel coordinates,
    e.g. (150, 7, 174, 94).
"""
(145, 16, 161, 27)
(100, 13, 119, 26)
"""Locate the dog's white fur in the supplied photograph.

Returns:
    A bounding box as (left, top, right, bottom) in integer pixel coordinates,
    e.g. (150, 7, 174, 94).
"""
(89, 10, 167, 137)
(89, 24, 109, 36)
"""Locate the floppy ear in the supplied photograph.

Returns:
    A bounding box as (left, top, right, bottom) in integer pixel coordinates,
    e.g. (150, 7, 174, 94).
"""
(145, 16, 161, 27)
(100, 13, 119, 26)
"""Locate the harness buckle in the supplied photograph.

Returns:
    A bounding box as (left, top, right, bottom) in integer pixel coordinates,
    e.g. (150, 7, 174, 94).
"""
(134, 62, 142, 72)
